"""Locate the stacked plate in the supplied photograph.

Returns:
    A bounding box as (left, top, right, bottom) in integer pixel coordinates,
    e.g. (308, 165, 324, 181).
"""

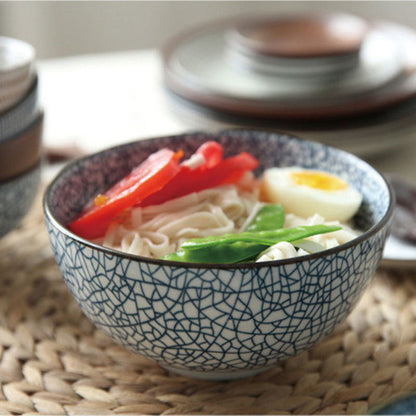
(162, 13, 416, 157)
(0, 36, 43, 238)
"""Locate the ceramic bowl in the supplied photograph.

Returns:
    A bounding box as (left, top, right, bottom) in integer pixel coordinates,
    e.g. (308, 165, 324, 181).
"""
(0, 109, 43, 238)
(0, 111, 43, 182)
(43, 130, 393, 380)
(0, 75, 38, 142)
(0, 36, 35, 84)
(226, 13, 369, 78)
(0, 71, 34, 113)
(0, 161, 41, 238)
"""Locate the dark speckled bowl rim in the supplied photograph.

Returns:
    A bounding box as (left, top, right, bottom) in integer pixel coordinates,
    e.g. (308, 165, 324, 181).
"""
(43, 129, 395, 270)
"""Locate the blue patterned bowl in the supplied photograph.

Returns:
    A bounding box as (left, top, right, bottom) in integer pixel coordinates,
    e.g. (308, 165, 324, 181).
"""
(43, 129, 393, 380)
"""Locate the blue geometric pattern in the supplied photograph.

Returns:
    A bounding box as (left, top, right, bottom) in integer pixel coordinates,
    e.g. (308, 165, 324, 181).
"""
(44, 130, 393, 379)
(0, 163, 40, 238)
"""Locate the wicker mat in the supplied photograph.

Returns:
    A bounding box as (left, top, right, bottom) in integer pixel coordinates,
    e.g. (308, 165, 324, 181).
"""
(1, 190, 416, 415)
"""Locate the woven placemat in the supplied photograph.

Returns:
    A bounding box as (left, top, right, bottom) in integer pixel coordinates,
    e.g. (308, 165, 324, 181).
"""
(1, 189, 415, 415)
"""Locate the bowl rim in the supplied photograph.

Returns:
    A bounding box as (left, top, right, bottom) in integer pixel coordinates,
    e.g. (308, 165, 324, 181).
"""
(43, 129, 395, 270)
(0, 36, 35, 73)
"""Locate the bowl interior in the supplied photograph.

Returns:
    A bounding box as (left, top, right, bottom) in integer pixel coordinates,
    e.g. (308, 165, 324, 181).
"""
(46, 130, 392, 240)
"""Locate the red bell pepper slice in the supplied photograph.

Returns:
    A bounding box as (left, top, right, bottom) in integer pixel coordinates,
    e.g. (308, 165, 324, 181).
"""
(67, 148, 182, 239)
(139, 151, 259, 207)
(192, 140, 223, 169)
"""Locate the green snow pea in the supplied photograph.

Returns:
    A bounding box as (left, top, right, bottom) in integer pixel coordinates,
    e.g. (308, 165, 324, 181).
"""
(162, 224, 341, 264)
(246, 204, 285, 232)
(182, 224, 341, 250)
(163, 241, 268, 264)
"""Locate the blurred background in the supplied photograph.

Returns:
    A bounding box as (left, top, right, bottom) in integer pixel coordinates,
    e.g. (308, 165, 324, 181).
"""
(1, 1, 415, 173)
(2, 1, 416, 170)
(0, 1, 415, 59)
(1, 0, 416, 265)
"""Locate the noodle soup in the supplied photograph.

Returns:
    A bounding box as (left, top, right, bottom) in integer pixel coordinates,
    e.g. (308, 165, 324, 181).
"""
(67, 140, 363, 264)
(44, 130, 393, 379)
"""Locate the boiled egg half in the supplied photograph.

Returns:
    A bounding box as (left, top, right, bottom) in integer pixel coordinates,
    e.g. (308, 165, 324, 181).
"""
(262, 167, 362, 222)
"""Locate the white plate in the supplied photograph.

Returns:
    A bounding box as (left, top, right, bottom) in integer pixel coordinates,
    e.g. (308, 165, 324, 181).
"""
(382, 235, 416, 268)
(166, 90, 416, 157)
(166, 22, 402, 103)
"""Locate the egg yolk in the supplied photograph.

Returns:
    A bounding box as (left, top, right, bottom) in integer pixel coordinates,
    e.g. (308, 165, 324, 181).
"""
(290, 171, 348, 191)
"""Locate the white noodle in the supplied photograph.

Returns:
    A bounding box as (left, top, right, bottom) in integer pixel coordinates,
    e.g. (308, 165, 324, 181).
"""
(101, 185, 261, 258)
(100, 183, 360, 262)
(255, 213, 360, 262)
(257, 242, 299, 262)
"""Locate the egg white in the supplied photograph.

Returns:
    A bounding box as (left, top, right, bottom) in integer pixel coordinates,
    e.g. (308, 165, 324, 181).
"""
(262, 167, 363, 222)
